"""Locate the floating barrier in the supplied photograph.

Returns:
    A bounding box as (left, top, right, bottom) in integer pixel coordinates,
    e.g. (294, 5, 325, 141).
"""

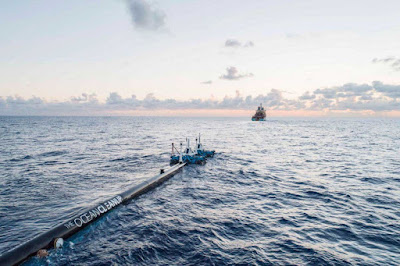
(1, 136, 215, 265)
(0, 163, 186, 266)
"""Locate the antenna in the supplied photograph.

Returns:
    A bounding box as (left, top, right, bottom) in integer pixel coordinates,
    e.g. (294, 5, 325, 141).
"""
(179, 142, 183, 163)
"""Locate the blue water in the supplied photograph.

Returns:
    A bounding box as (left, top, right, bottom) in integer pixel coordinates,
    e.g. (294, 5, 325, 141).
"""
(0, 116, 399, 265)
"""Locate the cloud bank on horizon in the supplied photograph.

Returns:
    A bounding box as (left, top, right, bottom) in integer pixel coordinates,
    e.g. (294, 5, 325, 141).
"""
(1, 81, 399, 116)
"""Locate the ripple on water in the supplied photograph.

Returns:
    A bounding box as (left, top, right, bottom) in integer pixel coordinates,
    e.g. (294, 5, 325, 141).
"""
(0, 117, 399, 265)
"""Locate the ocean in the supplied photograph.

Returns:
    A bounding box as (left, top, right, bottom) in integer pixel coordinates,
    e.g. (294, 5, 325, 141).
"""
(0, 116, 399, 265)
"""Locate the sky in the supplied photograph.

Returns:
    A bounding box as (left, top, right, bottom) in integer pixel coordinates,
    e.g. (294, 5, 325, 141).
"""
(0, 0, 399, 116)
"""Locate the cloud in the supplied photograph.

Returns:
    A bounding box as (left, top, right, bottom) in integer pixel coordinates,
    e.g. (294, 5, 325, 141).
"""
(1, 81, 399, 115)
(299, 91, 315, 100)
(286, 33, 300, 39)
(201, 80, 212, 85)
(126, 0, 166, 31)
(300, 81, 400, 111)
(219, 66, 254, 80)
(372, 81, 400, 98)
(313, 83, 375, 100)
(224, 39, 255, 48)
(225, 39, 241, 47)
(372, 57, 400, 71)
(71, 93, 98, 103)
(244, 41, 254, 47)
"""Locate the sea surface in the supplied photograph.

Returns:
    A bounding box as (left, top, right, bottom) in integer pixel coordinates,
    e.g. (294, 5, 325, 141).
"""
(0, 116, 399, 265)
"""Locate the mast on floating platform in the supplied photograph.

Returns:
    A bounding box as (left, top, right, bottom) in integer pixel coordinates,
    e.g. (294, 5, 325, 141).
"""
(179, 142, 183, 163)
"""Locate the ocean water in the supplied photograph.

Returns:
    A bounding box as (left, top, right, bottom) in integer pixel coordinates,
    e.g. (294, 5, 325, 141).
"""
(0, 116, 399, 265)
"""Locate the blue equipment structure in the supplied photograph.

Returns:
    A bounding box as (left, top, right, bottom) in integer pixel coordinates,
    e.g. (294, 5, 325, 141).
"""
(195, 134, 215, 158)
(170, 135, 214, 165)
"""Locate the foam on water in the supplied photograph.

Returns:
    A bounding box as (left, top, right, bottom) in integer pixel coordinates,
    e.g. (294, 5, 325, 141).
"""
(0, 116, 399, 265)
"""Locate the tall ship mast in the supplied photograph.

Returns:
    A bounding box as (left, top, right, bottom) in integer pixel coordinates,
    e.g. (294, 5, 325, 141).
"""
(251, 103, 266, 121)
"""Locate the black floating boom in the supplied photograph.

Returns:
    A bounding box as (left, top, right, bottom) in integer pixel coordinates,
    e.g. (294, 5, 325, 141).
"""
(0, 163, 186, 266)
